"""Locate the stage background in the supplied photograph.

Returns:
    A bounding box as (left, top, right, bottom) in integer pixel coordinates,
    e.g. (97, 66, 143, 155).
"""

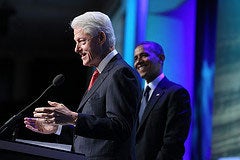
(1, 0, 240, 159)
(212, 0, 240, 159)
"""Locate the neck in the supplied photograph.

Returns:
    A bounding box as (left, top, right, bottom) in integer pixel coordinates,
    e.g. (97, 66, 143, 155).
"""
(146, 72, 162, 84)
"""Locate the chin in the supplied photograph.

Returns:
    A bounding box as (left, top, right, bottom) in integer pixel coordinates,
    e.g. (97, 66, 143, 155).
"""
(83, 62, 90, 67)
(140, 73, 146, 79)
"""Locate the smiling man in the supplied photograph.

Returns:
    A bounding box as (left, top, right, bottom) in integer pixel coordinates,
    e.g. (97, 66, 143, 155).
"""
(24, 11, 141, 160)
(134, 41, 191, 160)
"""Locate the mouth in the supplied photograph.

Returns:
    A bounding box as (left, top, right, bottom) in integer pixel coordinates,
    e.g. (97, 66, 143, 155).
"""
(137, 64, 148, 72)
(80, 52, 87, 59)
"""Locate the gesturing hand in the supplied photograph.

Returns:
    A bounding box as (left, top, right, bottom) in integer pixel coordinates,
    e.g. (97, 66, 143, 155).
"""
(33, 101, 78, 125)
(24, 117, 58, 134)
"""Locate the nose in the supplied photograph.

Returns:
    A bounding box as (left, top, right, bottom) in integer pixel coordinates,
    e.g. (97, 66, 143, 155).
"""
(134, 57, 140, 68)
(134, 56, 142, 64)
(74, 43, 81, 53)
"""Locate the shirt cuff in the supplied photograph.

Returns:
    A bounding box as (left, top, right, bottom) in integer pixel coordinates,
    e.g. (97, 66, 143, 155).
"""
(55, 125, 62, 135)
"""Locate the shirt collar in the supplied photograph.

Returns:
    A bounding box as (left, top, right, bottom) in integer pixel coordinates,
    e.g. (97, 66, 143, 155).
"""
(96, 49, 118, 73)
(144, 73, 165, 91)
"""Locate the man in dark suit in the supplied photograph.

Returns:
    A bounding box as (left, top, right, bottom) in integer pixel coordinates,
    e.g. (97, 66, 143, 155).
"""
(133, 41, 191, 160)
(24, 11, 141, 160)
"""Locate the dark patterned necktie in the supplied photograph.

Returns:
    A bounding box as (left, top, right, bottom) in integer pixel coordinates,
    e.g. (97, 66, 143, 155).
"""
(138, 86, 151, 123)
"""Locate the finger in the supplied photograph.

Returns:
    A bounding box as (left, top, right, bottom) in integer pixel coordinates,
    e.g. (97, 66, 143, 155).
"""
(48, 101, 61, 107)
(25, 121, 42, 133)
(24, 120, 36, 127)
(24, 117, 37, 123)
(48, 101, 67, 111)
(24, 119, 32, 125)
(35, 107, 55, 113)
(25, 125, 43, 134)
(34, 112, 53, 118)
(25, 124, 36, 130)
(33, 112, 45, 118)
(44, 117, 56, 124)
(24, 118, 36, 127)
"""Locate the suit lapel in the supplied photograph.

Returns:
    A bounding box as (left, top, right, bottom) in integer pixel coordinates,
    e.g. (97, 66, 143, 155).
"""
(77, 71, 108, 111)
(77, 54, 120, 112)
(137, 77, 169, 132)
(137, 88, 164, 130)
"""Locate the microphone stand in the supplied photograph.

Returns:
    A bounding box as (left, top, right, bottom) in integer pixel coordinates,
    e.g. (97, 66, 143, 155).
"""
(0, 74, 64, 139)
(0, 84, 54, 136)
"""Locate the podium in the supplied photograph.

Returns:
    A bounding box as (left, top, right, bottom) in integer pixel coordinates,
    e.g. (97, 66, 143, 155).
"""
(0, 139, 86, 160)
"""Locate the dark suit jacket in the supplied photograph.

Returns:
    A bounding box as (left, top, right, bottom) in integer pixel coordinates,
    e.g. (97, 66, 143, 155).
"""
(73, 54, 141, 160)
(136, 77, 191, 160)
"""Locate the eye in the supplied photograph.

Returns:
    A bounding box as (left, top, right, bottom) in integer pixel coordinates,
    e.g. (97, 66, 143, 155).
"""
(134, 56, 138, 61)
(141, 53, 148, 58)
(78, 39, 87, 45)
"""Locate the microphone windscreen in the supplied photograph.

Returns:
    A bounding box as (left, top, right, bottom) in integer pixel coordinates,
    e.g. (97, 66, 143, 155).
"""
(52, 74, 65, 86)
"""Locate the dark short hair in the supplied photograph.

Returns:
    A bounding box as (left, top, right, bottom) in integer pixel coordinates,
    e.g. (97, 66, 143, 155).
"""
(136, 41, 164, 56)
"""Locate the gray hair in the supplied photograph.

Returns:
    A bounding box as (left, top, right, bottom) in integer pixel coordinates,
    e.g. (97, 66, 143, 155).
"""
(71, 11, 116, 48)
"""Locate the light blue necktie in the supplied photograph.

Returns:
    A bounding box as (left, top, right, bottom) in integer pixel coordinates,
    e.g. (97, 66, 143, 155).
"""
(138, 86, 151, 123)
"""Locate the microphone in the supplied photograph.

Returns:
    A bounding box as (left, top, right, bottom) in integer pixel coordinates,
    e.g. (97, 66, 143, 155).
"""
(53, 74, 65, 87)
(0, 74, 65, 135)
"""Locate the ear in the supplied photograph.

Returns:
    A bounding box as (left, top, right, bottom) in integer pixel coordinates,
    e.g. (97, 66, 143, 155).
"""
(98, 31, 106, 45)
(159, 54, 165, 64)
